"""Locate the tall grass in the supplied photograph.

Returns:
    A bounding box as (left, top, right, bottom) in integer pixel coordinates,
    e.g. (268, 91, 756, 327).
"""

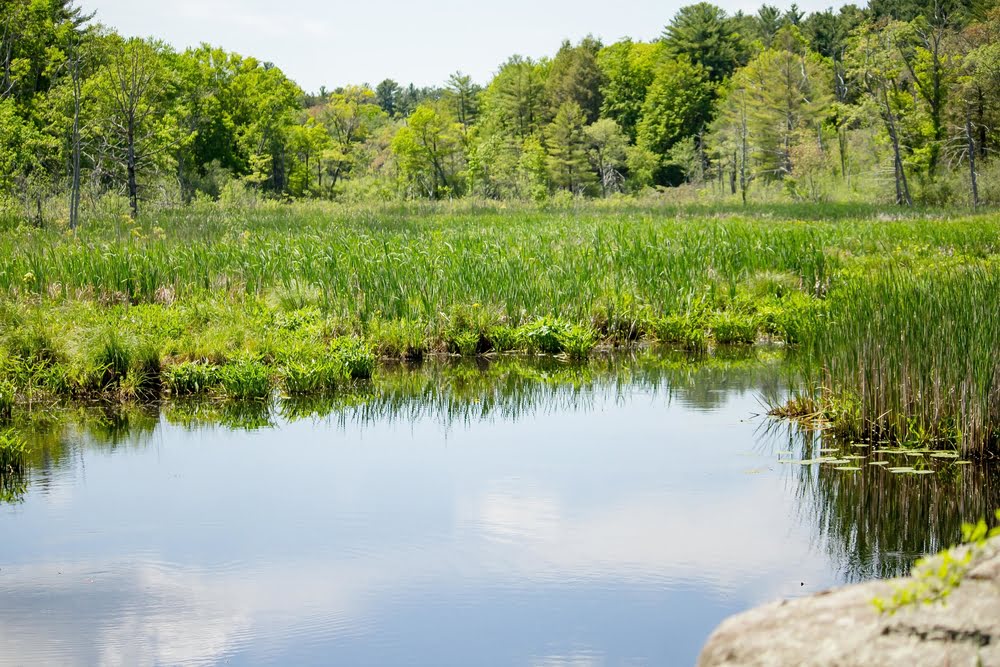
(808, 262, 1000, 456)
(2, 204, 997, 321)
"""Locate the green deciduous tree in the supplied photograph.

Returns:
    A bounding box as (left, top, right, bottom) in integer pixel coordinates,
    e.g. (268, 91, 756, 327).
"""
(392, 102, 464, 198)
(597, 39, 663, 141)
(636, 58, 715, 184)
(585, 117, 627, 195)
(319, 85, 387, 193)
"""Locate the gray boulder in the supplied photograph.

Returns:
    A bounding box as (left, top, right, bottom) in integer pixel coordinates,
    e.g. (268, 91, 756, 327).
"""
(698, 537, 1000, 667)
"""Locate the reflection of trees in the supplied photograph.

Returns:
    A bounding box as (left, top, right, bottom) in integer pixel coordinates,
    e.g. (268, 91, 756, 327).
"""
(786, 425, 1000, 582)
(3, 349, 782, 503)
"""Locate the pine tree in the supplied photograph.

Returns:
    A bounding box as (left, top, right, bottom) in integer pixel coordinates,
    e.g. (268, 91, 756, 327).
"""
(545, 102, 595, 193)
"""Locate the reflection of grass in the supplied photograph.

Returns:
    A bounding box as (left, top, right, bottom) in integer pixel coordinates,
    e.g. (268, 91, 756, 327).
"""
(782, 423, 1000, 582)
(0, 429, 27, 475)
(13, 350, 788, 501)
(6, 348, 781, 473)
(0, 429, 28, 505)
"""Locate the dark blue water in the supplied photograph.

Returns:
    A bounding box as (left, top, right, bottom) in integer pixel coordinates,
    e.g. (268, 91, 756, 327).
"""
(2, 356, 996, 666)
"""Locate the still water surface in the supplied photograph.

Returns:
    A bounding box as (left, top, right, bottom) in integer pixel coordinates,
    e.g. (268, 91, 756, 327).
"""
(1, 354, 998, 666)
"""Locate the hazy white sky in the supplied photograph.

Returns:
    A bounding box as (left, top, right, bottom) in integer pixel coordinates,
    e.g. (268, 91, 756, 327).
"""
(85, 0, 849, 92)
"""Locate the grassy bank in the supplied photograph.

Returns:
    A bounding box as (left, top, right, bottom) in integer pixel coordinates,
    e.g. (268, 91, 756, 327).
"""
(1, 201, 999, 452)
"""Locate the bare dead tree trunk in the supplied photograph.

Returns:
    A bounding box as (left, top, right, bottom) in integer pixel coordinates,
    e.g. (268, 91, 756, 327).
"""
(69, 44, 83, 229)
(127, 116, 138, 218)
(729, 151, 737, 195)
(739, 90, 749, 206)
(881, 87, 911, 206)
(966, 110, 979, 210)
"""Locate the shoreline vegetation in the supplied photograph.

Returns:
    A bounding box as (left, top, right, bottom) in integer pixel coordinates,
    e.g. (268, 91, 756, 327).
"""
(1, 203, 999, 456)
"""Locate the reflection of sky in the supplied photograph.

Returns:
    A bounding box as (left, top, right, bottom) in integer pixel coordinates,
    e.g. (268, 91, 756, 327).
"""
(0, 380, 835, 666)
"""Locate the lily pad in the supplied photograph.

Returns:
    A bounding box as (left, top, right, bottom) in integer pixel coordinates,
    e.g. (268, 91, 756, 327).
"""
(869, 461, 889, 466)
(930, 452, 960, 459)
(889, 467, 916, 474)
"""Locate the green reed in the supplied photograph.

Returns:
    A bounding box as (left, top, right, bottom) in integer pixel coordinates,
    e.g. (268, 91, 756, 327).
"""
(812, 261, 1000, 456)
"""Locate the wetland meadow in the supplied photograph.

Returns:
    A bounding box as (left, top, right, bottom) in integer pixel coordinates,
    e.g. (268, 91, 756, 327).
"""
(1, 202, 999, 664)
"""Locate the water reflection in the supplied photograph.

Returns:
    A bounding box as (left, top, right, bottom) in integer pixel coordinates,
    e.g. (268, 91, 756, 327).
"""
(0, 349, 996, 666)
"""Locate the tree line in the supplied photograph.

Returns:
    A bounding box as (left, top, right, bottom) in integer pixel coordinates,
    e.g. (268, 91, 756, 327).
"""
(2, 0, 999, 222)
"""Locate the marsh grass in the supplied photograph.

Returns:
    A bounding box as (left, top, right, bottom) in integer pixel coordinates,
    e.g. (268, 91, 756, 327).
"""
(778, 262, 1000, 456)
(219, 358, 272, 401)
(1, 203, 999, 453)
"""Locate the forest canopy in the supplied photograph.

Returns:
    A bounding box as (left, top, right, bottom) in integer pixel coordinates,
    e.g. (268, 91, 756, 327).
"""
(2, 0, 1000, 223)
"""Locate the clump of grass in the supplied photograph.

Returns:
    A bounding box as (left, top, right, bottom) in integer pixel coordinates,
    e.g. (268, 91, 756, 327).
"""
(220, 358, 272, 400)
(332, 337, 375, 380)
(4, 324, 62, 367)
(163, 361, 222, 395)
(710, 312, 759, 345)
(120, 342, 162, 400)
(282, 359, 345, 395)
(90, 330, 133, 389)
(368, 318, 427, 360)
(653, 314, 708, 352)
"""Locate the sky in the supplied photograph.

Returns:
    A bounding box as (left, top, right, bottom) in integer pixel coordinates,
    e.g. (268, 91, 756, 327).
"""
(83, 0, 851, 93)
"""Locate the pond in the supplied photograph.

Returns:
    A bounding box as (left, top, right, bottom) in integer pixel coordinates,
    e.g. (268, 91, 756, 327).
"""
(1, 351, 998, 666)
